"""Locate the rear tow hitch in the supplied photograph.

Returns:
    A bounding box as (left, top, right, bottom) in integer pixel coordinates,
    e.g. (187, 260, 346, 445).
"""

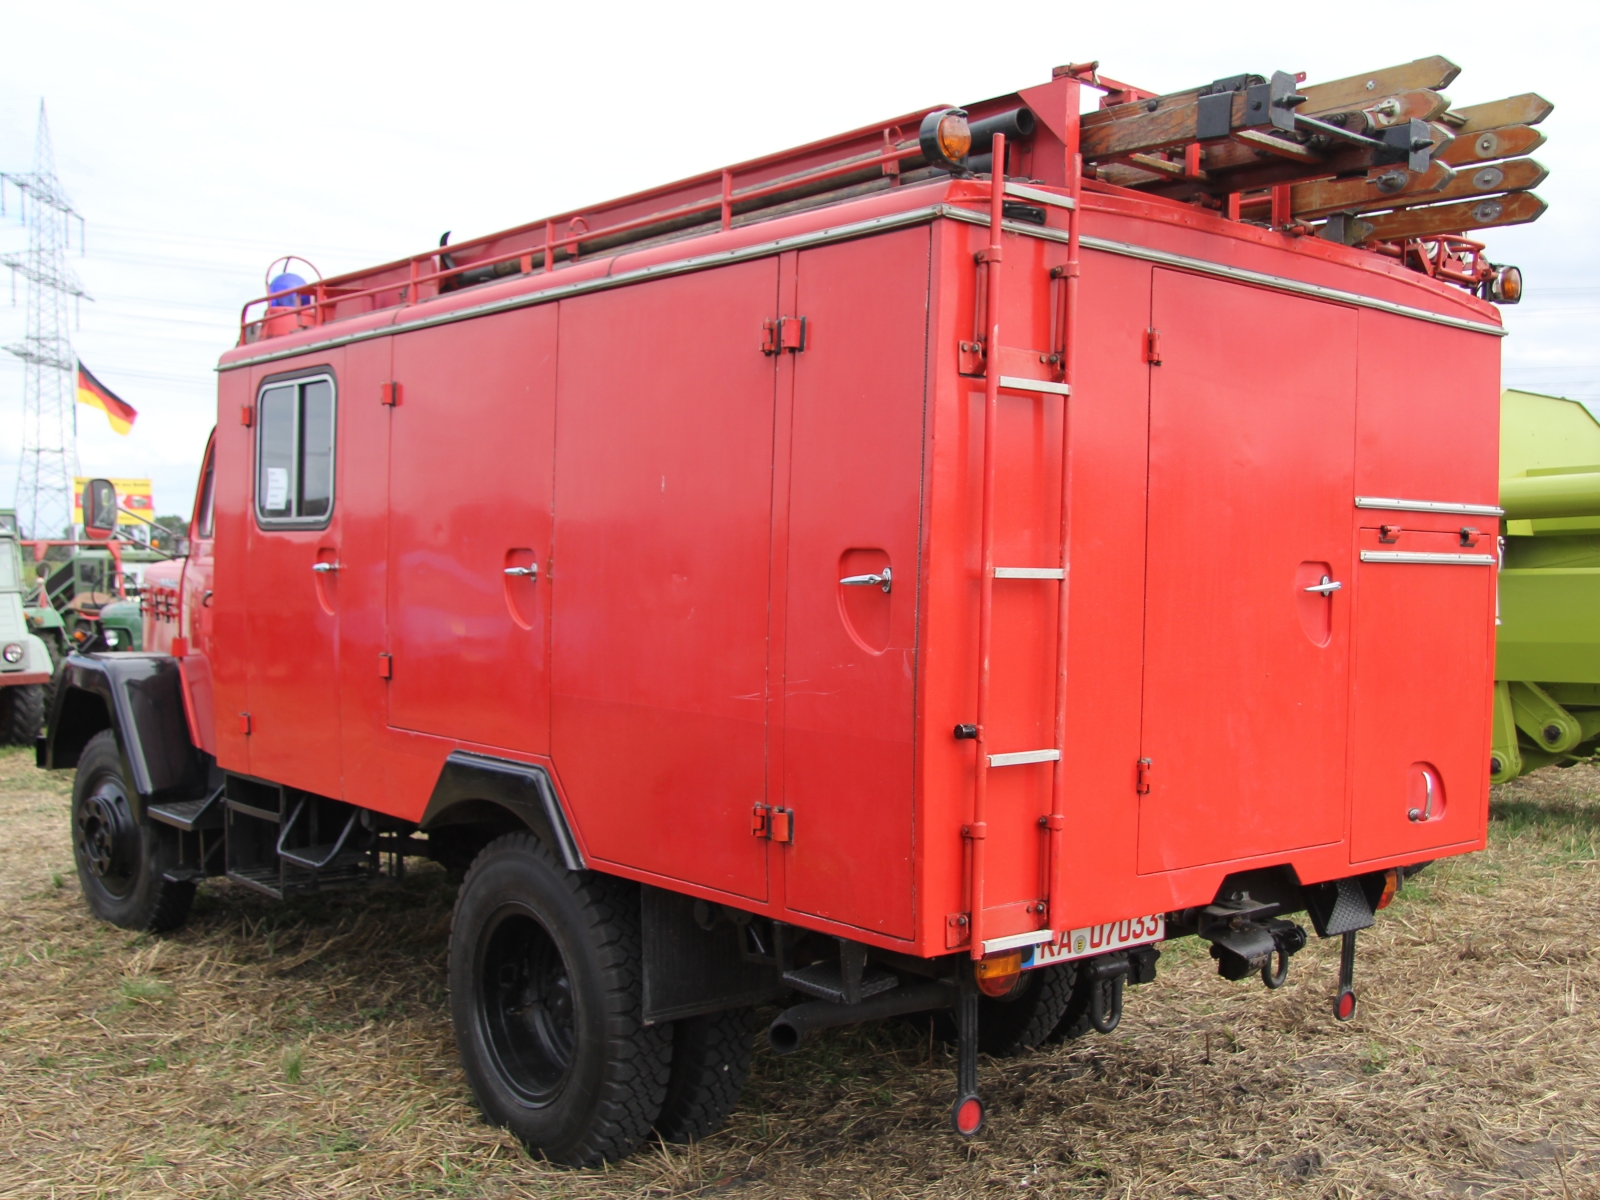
(1198, 897, 1307, 989)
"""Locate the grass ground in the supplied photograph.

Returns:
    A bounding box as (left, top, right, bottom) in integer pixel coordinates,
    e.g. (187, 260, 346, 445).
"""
(1, 744, 1595, 1199)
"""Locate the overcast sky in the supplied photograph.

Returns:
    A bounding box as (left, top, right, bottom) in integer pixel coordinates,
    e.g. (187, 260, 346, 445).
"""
(2, 0, 1594, 520)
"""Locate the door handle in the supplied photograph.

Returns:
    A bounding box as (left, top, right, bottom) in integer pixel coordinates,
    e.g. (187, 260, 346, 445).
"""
(311, 562, 340, 574)
(504, 565, 538, 578)
(1408, 770, 1436, 822)
(1304, 575, 1342, 595)
(840, 566, 891, 593)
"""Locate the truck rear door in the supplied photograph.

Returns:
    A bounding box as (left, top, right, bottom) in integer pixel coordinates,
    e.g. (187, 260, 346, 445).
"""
(1136, 270, 1357, 874)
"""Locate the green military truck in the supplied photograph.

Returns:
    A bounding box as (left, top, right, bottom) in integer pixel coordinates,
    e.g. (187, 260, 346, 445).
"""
(1492, 389, 1600, 779)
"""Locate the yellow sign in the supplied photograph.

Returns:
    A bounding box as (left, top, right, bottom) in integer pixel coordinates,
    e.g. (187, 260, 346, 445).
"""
(73, 477, 154, 527)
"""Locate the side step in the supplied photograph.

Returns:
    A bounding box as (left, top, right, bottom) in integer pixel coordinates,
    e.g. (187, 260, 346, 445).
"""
(222, 774, 374, 899)
(147, 785, 225, 832)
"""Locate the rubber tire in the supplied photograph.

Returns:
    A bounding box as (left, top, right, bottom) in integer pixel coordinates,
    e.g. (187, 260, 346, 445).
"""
(978, 964, 1076, 1056)
(654, 1006, 757, 1144)
(0, 683, 45, 745)
(449, 832, 671, 1167)
(70, 729, 195, 932)
(1047, 962, 1098, 1044)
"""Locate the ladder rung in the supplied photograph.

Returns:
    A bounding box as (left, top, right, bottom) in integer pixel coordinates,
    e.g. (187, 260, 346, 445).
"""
(988, 748, 1061, 767)
(994, 567, 1065, 579)
(998, 375, 1072, 396)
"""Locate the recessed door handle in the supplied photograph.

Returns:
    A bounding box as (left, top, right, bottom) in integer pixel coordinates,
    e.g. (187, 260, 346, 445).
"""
(504, 566, 537, 578)
(840, 566, 891, 593)
(1304, 575, 1342, 595)
(311, 562, 340, 574)
(1408, 770, 1436, 822)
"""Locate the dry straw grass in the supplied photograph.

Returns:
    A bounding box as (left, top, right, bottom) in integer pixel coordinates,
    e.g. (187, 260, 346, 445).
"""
(2, 744, 1596, 1198)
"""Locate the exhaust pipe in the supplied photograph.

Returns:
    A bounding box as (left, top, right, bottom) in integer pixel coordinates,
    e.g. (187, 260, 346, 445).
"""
(768, 980, 956, 1055)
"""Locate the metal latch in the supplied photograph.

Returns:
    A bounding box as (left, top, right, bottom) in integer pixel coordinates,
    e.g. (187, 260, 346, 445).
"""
(1136, 758, 1153, 794)
(1304, 575, 1342, 595)
(761, 316, 807, 355)
(751, 803, 794, 843)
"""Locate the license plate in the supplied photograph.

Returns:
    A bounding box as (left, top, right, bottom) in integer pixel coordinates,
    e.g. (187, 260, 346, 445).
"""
(1023, 913, 1165, 969)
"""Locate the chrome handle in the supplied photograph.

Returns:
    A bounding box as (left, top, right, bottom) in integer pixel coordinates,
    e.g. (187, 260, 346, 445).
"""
(311, 562, 340, 574)
(504, 565, 538, 578)
(1408, 770, 1435, 822)
(840, 565, 892, 594)
(1304, 575, 1342, 595)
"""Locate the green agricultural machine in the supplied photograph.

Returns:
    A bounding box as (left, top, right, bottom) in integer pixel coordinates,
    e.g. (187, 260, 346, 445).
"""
(1492, 389, 1600, 781)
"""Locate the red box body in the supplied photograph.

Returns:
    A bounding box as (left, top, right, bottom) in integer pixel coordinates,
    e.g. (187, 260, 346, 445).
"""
(161, 149, 1500, 960)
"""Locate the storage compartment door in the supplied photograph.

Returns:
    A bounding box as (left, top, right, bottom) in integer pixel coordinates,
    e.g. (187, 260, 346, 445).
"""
(1349, 528, 1495, 862)
(781, 228, 930, 939)
(1138, 270, 1357, 873)
(552, 259, 779, 903)
(385, 306, 557, 753)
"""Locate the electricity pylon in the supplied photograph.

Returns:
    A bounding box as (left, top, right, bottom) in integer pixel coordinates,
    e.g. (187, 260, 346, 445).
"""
(3, 101, 88, 539)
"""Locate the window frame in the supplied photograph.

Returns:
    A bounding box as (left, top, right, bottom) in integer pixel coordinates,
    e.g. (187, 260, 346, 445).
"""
(253, 368, 338, 531)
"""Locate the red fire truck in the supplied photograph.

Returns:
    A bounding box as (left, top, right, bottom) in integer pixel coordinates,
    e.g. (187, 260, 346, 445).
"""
(43, 55, 1537, 1164)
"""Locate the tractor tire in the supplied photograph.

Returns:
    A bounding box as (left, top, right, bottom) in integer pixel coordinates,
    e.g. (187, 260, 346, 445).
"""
(654, 1006, 757, 1143)
(71, 729, 195, 932)
(0, 683, 45, 745)
(449, 832, 671, 1167)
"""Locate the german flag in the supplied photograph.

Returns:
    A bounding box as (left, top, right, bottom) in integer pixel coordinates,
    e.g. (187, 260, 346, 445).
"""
(76, 362, 137, 436)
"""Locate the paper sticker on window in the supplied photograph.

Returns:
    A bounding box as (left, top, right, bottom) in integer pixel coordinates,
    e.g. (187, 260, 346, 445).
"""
(265, 467, 289, 511)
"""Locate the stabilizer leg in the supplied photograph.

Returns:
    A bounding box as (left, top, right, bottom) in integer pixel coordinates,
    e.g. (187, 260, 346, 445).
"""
(951, 968, 984, 1136)
(1334, 929, 1358, 1021)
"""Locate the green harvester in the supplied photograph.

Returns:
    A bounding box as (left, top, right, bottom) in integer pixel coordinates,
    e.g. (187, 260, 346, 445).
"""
(1493, 389, 1600, 779)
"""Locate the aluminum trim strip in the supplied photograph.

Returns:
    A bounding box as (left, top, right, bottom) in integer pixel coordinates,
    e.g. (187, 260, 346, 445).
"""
(1360, 551, 1497, 565)
(988, 748, 1062, 767)
(983, 929, 1055, 954)
(223, 197, 1503, 374)
(994, 567, 1065, 579)
(1354, 495, 1506, 517)
(220, 205, 952, 372)
(940, 207, 1507, 337)
(1004, 181, 1076, 210)
(999, 375, 1072, 395)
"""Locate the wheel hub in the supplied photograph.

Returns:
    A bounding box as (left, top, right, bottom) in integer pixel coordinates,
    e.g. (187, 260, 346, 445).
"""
(77, 786, 132, 882)
(479, 909, 577, 1106)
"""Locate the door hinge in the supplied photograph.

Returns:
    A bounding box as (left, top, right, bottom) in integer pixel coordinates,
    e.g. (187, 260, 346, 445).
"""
(751, 802, 794, 842)
(380, 381, 402, 406)
(762, 315, 807, 355)
(378, 652, 393, 679)
(240, 404, 254, 427)
(238, 712, 253, 735)
(1144, 328, 1162, 365)
(1136, 757, 1153, 794)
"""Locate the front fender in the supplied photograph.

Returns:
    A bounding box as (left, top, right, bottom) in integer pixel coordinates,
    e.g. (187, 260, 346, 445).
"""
(42, 653, 201, 797)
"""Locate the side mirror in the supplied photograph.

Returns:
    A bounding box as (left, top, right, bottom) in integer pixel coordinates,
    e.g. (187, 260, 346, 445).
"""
(83, 478, 118, 540)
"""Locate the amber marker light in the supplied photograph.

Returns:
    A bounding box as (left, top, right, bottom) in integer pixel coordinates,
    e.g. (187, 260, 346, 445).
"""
(975, 949, 1024, 997)
(1489, 265, 1523, 304)
(1376, 868, 1401, 910)
(919, 108, 972, 169)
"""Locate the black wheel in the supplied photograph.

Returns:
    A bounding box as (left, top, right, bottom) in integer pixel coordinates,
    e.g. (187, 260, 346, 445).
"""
(931, 964, 1076, 1057)
(0, 683, 45, 744)
(449, 832, 671, 1166)
(70, 729, 195, 931)
(1047, 961, 1095, 1043)
(654, 1006, 757, 1143)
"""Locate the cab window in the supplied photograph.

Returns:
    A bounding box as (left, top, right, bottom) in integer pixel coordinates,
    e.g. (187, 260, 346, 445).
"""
(195, 447, 216, 539)
(256, 375, 335, 526)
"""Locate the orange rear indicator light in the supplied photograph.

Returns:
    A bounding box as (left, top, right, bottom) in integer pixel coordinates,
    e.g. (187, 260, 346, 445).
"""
(975, 949, 1023, 996)
(1376, 868, 1401, 910)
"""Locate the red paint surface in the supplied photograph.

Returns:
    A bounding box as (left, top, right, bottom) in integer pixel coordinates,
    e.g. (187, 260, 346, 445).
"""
(196, 168, 1500, 956)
